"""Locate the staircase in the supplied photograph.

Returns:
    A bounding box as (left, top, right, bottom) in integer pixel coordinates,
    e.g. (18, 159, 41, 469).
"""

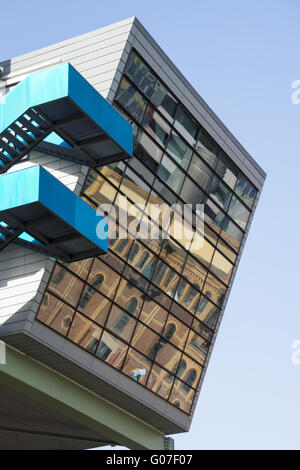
(0, 107, 53, 174)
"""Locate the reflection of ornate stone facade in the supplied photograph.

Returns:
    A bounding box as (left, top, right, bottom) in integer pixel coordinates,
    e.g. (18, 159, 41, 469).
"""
(37, 161, 236, 412)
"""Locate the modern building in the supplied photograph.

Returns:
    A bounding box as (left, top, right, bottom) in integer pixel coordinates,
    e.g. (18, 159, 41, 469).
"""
(0, 17, 266, 450)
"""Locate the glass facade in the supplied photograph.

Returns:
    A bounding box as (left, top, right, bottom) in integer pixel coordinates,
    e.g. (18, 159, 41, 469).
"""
(36, 49, 257, 415)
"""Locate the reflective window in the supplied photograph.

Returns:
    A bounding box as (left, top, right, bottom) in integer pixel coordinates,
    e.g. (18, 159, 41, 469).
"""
(134, 130, 163, 171)
(63, 259, 92, 281)
(180, 176, 205, 205)
(77, 285, 110, 327)
(49, 265, 83, 307)
(124, 51, 156, 98)
(157, 154, 185, 194)
(227, 195, 250, 230)
(115, 77, 147, 122)
(37, 293, 75, 336)
(139, 301, 168, 335)
(142, 104, 171, 147)
(209, 176, 232, 212)
(185, 331, 209, 365)
(68, 313, 103, 354)
(150, 80, 177, 122)
(195, 296, 220, 329)
(174, 105, 198, 146)
(166, 131, 192, 170)
(196, 129, 220, 168)
(96, 331, 128, 369)
(235, 173, 257, 208)
(106, 304, 136, 342)
(221, 216, 243, 251)
(210, 250, 234, 285)
(189, 153, 214, 192)
(216, 151, 239, 189)
(146, 364, 174, 400)
(122, 348, 150, 385)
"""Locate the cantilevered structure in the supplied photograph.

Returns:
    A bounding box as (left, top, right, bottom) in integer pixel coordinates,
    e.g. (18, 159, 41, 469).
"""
(0, 17, 266, 449)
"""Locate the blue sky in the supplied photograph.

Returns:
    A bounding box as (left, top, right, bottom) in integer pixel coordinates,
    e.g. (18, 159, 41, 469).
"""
(2, 0, 300, 450)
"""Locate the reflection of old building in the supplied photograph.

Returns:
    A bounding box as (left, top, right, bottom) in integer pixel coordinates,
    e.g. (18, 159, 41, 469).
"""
(34, 25, 265, 420)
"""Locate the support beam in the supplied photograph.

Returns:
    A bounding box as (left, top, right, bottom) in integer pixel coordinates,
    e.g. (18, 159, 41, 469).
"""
(0, 346, 166, 450)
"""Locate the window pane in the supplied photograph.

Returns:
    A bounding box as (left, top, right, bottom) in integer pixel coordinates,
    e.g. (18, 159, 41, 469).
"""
(227, 195, 250, 230)
(217, 238, 237, 263)
(210, 250, 234, 285)
(185, 331, 209, 365)
(189, 234, 214, 269)
(146, 364, 174, 400)
(63, 258, 92, 281)
(189, 154, 215, 192)
(196, 129, 220, 168)
(166, 131, 192, 169)
(221, 216, 243, 251)
(87, 258, 120, 299)
(115, 77, 147, 122)
(209, 176, 233, 211)
(139, 301, 168, 334)
(150, 80, 177, 122)
(183, 255, 207, 290)
(202, 274, 226, 307)
(142, 104, 171, 147)
(174, 105, 198, 146)
(78, 286, 111, 327)
(163, 314, 189, 350)
(216, 151, 238, 189)
(37, 293, 75, 336)
(114, 277, 145, 312)
(120, 167, 150, 210)
(122, 348, 150, 385)
(83, 168, 121, 205)
(180, 176, 205, 205)
(235, 173, 257, 209)
(157, 154, 185, 193)
(134, 130, 163, 171)
(160, 238, 187, 274)
(180, 355, 202, 390)
(124, 51, 156, 98)
(195, 296, 220, 329)
(67, 313, 103, 354)
(49, 265, 83, 307)
(106, 304, 137, 342)
(169, 384, 196, 414)
(96, 331, 128, 369)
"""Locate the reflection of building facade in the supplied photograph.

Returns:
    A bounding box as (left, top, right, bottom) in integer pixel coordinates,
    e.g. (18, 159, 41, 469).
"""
(0, 17, 266, 444)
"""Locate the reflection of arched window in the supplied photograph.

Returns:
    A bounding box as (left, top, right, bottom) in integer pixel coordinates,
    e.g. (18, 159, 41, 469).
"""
(196, 292, 211, 313)
(175, 279, 186, 300)
(138, 252, 149, 269)
(163, 270, 175, 288)
(166, 358, 186, 382)
(79, 274, 104, 308)
(164, 323, 176, 341)
(181, 369, 197, 394)
(143, 259, 155, 279)
(126, 297, 138, 315)
(128, 243, 139, 262)
(114, 298, 138, 334)
(147, 323, 176, 361)
(174, 400, 181, 408)
(52, 267, 67, 285)
(152, 261, 167, 286)
(116, 239, 128, 254)
(183, 284, 199, 306)
(177, 359, 187, 378)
